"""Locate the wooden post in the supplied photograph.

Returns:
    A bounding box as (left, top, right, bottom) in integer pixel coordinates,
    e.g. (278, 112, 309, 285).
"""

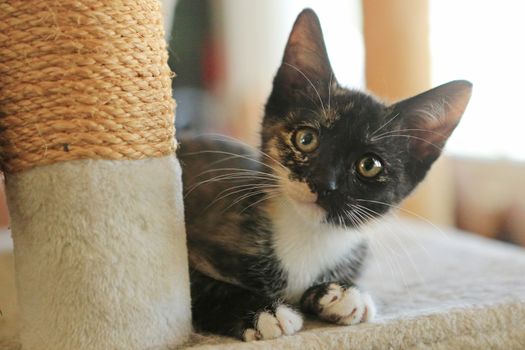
(363, 0, 455, 226)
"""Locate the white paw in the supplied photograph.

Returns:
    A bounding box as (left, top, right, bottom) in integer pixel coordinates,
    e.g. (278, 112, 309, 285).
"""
(242, 305, 303, 341)
(318, 284, 376, 325)
(275, 305, 304, 335)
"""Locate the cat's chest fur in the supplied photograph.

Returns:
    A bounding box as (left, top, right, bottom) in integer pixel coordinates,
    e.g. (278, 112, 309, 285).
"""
(268, 197, 365, 303)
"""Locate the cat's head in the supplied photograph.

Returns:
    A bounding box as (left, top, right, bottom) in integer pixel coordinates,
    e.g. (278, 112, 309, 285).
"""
(262, 9, 472, 226)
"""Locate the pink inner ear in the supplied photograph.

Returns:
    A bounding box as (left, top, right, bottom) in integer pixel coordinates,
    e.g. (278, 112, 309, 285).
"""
(280, 9, 334, 86)
(286, 9, 324, 51)
(422, 83, 472, 137)
(395, 80, 472, 158)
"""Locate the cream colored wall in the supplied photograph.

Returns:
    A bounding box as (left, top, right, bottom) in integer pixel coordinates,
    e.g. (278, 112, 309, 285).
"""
(160, 0, 177, 38)
(215, 1, 364, 146)
(0, 183, 8, 229)
(454, 158, 525, 246)
(363, 0, 455, 226)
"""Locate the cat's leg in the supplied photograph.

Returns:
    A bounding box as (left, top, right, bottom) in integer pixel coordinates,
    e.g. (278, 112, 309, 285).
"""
(300, 282, 376, 325)
(191, 271, 303, 341)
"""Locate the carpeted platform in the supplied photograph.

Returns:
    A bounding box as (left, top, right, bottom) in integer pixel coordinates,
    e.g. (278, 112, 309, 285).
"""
(1, 219, 525, 349)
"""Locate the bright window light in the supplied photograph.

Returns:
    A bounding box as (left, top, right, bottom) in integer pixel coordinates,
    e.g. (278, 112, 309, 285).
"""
(430, 0, 525, 160)
(283, 0, 365, 89)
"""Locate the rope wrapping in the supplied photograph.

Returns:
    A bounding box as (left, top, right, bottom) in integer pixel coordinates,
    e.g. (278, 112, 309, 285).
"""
(0, 0, 176, 173)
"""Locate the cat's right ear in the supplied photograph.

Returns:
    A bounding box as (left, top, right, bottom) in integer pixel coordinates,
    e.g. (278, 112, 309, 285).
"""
(271, 9, 336, 104)
(390, 80, 472, 178)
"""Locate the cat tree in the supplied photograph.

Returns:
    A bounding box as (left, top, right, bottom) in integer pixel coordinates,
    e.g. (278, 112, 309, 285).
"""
(2, 1, 525, 350)
(0, 1, 191, 349)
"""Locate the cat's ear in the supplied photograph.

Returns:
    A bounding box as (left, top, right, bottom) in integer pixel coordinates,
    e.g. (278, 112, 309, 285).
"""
(273, 9, 335, 101)
(391, 80, 472, 164)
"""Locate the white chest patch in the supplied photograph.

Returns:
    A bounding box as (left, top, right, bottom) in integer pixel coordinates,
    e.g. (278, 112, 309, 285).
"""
(268, 197, 365, 304)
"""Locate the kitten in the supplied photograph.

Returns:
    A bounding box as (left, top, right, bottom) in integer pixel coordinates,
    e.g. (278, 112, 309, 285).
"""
(179, 9, 472, 341)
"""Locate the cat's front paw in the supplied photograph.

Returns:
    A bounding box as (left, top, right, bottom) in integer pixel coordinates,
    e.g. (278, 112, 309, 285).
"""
(307, 283, 376, 325)
(242, 305, 303, 341)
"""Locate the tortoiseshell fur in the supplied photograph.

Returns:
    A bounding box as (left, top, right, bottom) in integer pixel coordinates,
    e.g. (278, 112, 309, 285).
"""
(179, 9, 472, 341)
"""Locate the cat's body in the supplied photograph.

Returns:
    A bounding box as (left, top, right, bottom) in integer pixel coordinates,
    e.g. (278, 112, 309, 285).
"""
(180, 138, 367, 300)
(180, 138, 370, 338)
(179, 9, 472, 341)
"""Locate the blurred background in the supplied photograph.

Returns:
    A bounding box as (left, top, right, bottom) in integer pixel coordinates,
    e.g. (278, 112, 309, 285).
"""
(1, 0, 524, 247)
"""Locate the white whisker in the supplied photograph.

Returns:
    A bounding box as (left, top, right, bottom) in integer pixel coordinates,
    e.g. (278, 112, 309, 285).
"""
(355, 198, 451, 241)
(182, 149, 281, 173)
(283, 62, 326, 117)
(372, 128, 448, 140)
(370, 112, 400, 137)
(184, 172, 277, 197)
(195, 167, 280, 180)
(206, 184, 281, 211)
(353, 204, 425, 286)
(239, 192, 282, 214)
(328, 71, 333, 113)
(197, 133, 289, 172)
(370, 134, 443, 151)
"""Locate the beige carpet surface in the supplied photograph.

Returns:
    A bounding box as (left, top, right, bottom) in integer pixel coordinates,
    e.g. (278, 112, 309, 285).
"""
(1, 220, 525, 349)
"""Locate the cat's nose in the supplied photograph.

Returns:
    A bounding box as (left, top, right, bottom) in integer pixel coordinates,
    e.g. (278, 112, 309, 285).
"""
(326, 179, 337, 191)
(314, 168, 338, 190)
(315, 175, 339, 199)
(316, 181, 343, 209)
(319, 180, 337, 196)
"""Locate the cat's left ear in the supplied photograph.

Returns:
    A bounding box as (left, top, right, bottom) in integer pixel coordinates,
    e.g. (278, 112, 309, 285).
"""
(272, 9, 336, 102)
(391, 80, 472, 164)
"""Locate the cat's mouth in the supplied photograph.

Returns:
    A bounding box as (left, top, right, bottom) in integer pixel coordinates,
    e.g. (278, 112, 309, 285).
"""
(278, 177, 326, 219)
(286, 187, 317, 206)
(287, 192, 326, 221)
(280, 181, 370, 228)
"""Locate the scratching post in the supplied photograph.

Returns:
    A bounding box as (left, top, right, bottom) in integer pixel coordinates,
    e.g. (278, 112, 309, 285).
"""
(0, 1, 191, 349)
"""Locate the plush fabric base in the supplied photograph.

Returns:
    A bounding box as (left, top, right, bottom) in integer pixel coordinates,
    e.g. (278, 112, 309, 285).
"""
(1, 220, 524, 349)
(2, 157, 191, 350)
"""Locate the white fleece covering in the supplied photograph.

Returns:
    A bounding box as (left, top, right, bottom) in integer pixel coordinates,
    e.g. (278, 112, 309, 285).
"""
(1, 220, 525, 349)
(1, 157, 191, 350)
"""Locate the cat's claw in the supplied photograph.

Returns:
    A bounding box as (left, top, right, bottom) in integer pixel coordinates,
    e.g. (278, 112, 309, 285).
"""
(243, 305, 303, 341)
(317, 284, 376, 325)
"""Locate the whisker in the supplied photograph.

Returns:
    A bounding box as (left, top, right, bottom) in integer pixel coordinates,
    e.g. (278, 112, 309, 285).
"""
(296, 108, 327, 122)
(223, 191, 268, 213)
(346, 209, 359, 228)
(355, 199, 451, 241)
(184, 173, 278, 198)
(196, 133, 288, 171)
(337, 213, 344, 228)
(414, 107, 442, 121)
(186, 172, 273, 188)
(215, 183, 279, 198)
(182, 149, 281, 174)
(355, 204, 432, 259)
(328, 71, 333, 113)
(370, 134, 443, 151)
(352, 204, 425, 285)
(347, 207, 408, 289)
(206, 154, 252, 169)
(239, 192, 282, 214)
(283, 62, 326, 117)
(372, 128, 448, 140)
(370, 112, 400, 137)
(354, 206, 413, 292)
(343, 204, 402, 283)
(195, 167, 280, 180)
(205, 184, 281, 211)
(223, 188, 281, 214)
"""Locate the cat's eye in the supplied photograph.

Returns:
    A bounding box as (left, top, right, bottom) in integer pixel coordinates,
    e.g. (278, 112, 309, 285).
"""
(356, 155, 383, 178)
(293, 127, 319, 153)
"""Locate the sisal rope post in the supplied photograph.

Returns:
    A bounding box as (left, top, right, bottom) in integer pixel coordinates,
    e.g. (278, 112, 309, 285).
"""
(0, 1, 191, 349)
(0, 0, 176, 172)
